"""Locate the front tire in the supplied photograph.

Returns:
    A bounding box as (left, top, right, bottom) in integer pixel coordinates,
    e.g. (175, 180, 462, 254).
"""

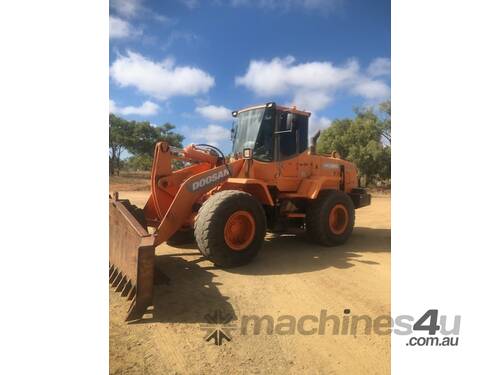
(194, 190, 266, 267)
(306, 190, 355, 246)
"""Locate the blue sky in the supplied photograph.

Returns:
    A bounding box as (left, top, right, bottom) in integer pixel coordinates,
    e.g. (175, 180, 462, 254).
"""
(110, 0, 390, 152)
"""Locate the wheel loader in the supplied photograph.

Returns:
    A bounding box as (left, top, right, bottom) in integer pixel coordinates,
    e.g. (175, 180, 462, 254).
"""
(109, 102, 371, 321)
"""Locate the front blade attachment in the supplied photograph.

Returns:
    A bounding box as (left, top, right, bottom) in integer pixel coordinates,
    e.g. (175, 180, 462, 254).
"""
(109, 196, 155, 321)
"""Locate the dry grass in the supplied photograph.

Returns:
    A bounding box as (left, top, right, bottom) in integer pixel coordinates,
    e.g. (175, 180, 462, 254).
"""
(109, 171, 150, 192)
(367, 186, 391, 197)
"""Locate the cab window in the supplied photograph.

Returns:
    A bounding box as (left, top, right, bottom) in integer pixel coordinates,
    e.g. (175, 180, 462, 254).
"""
(278, 112, 309, 159)
(253, 109, 275, 161)
(295, 114, 308, 153)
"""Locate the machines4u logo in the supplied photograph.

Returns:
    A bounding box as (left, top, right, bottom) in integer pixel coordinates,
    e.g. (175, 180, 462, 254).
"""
(199, 310, 237, 346)
(200, 308, 460, 347)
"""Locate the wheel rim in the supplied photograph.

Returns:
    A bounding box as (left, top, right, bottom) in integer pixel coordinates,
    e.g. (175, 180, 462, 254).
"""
(224, 210, 256, 251)
(329, 204, 349, 235)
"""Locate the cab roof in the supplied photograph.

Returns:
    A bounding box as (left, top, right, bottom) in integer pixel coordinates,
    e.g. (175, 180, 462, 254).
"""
(235, 103, 311, 117)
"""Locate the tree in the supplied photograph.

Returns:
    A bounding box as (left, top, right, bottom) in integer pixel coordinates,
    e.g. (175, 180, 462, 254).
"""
(316, 103, 391, 184)
(109, 114, 133, 176)
(124, 154, 154, 171)
(157, 123, 184, 148)
(125, 121, 185, 171)
(125, 120, 160, 156)
(109, 114, 185, 175)
(378, 100, 391, 144)
(125, 121, 184, 155)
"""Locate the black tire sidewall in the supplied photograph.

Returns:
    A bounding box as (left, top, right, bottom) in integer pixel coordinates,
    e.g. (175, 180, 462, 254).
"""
(307, 190, 355, 246)
(195, 191, 266, 267)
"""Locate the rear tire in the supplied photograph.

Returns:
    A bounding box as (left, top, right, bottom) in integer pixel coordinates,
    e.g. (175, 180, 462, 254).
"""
(194, 190, 266, 267)
(306, 190, 355, 246)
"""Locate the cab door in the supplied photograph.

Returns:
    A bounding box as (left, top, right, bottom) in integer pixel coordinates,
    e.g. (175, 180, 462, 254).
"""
(276, 112, 309, 191)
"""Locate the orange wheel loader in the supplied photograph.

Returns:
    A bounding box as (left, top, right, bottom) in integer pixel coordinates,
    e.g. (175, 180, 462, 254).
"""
(109, 102, 371, 321)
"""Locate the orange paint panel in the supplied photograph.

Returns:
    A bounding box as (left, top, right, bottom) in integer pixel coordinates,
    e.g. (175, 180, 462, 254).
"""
(276, 177, 301, 192)
(183, 144, 219, 165)
(223, 178, 274, 206)
(153, 159, 244, 245)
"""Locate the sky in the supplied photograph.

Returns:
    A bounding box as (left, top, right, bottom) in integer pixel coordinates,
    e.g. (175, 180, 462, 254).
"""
(109, 0, 391, 153)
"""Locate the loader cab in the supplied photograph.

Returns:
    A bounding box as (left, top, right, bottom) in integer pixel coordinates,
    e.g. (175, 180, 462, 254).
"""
(231, 102, 309, 162)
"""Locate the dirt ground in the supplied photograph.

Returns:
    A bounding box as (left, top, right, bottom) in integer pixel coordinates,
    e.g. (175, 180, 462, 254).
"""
(110, 191, 391, 375)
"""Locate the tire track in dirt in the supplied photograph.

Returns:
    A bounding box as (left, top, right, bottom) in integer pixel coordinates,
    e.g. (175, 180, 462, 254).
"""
(110, 194, 390, 374)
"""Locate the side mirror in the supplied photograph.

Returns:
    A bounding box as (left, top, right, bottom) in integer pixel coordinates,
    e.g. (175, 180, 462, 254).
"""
(286, 112, 296, 130)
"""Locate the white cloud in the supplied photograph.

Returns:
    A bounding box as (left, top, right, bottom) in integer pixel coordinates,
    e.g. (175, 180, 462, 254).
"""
(110, 0, 142, 18)
(235, 56, 358, 99)
(350, 79, 390, 99)
(110, 0, 171, 23)
(236, 56, 390, 111)
(195, 105, 233, 121)
(109, 16, 141, 39)
(109, 100, 160, 116)
(188, 124, 231, 146)
(308, 114, 331, 139)
(367, 57, 391, 77)
(291, 90, 332, 112)
(110, 51, 215, 100)
(110, 99, 117, 113)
